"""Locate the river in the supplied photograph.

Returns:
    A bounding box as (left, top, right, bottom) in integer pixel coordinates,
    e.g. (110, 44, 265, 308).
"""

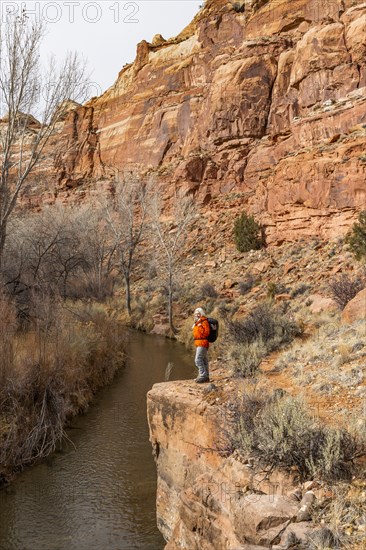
(0, 331, 193, 550)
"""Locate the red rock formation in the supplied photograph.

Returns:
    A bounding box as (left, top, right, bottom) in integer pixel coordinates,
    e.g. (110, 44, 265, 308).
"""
(19, 0, 366, 243)
(342, 287, 366, 323)
(147, 378, 319, 549)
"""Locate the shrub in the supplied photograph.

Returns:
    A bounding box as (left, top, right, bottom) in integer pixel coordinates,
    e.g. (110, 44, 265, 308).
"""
(232, 393, 359, 482)
(227, 302, 301, 351)
(232, 2, 245, 13)
(228, 340, 267, 378)
(290, 283, 311, 298)
(238, 273, 257, 295)
(308, 527, 340, 550)
(233, 211, 264, 253)
(328, 273, 365, 310)
(0, 299, 126, 482)
(67, 271, 117, 301)
(345, 211, 366, 260)
(226, 303, 301, 378)
(217, 301, 238, 320)
(267, 282, 290, 299)
(199, 282, 218, 299)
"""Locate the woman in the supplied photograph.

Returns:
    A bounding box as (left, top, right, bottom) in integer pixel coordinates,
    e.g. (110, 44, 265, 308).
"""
(192, 307, 210, 383)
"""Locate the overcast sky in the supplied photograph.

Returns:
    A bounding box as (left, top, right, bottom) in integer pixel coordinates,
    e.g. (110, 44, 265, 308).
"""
(6, 1, 201, 96)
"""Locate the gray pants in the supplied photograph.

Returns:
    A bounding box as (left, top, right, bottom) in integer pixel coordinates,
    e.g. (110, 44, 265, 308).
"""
(195, 346, 209, 378)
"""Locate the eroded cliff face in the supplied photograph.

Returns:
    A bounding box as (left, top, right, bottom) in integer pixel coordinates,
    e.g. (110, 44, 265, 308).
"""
(17, 0, 366, 243)
(147, 376, 325, 550)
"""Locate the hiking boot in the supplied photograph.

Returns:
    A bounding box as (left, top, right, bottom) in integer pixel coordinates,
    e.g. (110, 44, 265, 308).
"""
(195, 376, 210, 384)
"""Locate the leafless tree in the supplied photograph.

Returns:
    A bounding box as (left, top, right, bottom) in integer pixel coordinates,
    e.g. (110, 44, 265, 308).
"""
(105, 172, 151, 315)
(0, 11, 88, 269)
(3, 206, 116, 308)
(77, 207, 117, 301)
(152, 193, 196, 335)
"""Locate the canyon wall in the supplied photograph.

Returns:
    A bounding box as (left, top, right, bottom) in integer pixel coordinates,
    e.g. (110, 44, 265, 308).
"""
(9, 0, 366, 243)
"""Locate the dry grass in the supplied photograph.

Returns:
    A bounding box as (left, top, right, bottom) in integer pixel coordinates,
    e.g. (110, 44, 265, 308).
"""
(312, 481, 366, 549)
(271, 316, 366, 443)
(0, 295, 126, 485)
(0, 291, 17, 384)
(227, 340, 267, 378)
(276, 319, 366, 372)
(225, 302, 302, 377)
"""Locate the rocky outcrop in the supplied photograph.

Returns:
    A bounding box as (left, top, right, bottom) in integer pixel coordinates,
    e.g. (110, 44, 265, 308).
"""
(342, 287, 366, 324)
(17, 0, 366, 243)
(147, 379, 325, 549)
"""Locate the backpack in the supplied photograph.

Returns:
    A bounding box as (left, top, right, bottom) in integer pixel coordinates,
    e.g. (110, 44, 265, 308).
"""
(207, 317, 219, 343)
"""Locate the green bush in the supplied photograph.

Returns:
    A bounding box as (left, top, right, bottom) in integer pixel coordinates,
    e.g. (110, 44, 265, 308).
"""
(233, 211, 264, 253)
(345, 211, 366, 260)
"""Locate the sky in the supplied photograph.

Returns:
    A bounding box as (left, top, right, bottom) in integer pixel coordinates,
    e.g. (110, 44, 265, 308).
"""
(4, 1, 202, 96)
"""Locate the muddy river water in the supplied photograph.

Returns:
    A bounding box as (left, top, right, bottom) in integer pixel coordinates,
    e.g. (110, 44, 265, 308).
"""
(0, 331, 193, 550)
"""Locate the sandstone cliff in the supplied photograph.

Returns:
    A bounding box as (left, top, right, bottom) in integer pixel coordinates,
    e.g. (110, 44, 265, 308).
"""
(16, 0, 366, 244)
(147, 375, 334, 550)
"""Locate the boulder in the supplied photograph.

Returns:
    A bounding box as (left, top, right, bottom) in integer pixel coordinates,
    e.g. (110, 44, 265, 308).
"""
(205, 260, 217, 268)
(223, 279, 235, 289)
(232, 495, 299, 546)
(272, 522, 320, 550)
(252, 260, 272, 274)
(296, 491, 316, 522)
(342, 288, 366, 324)
(152, 33, 166, 47)
(308, 294, 338, 314)
(303, 481, 321, 491)
(283, 262, 296, 275)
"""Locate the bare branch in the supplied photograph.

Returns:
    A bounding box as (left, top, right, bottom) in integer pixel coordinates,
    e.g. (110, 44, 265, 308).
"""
(0, 13, 89, 269)
(103, 171, 152, 315)
(151, 191, 196, 334)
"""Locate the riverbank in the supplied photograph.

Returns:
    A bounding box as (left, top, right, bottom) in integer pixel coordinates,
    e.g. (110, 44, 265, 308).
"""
(0, 298, 126, 487)
(0, 330, 193, 550)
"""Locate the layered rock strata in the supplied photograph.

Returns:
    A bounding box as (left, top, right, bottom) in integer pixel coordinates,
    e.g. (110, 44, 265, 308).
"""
(147, 379, 323, 549)
(8, 0, 366, 243)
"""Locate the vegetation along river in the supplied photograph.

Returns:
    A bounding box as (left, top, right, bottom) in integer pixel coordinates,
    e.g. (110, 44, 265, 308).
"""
(0, 331, 192, 550)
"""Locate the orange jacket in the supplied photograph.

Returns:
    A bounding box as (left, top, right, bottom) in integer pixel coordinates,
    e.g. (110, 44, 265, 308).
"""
(193, 316, 210, 348)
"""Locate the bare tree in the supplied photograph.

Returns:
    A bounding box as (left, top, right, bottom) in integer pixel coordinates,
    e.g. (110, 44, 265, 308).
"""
(0, 11, 88, 268)
(3, 206, 116, 307)
(105, 172, 150, 315)
(152, 193, 196, 335)
(77, 207, 117, 301)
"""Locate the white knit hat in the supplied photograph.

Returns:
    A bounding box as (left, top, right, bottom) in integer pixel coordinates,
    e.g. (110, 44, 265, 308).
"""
(194, 307, 206, 317)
